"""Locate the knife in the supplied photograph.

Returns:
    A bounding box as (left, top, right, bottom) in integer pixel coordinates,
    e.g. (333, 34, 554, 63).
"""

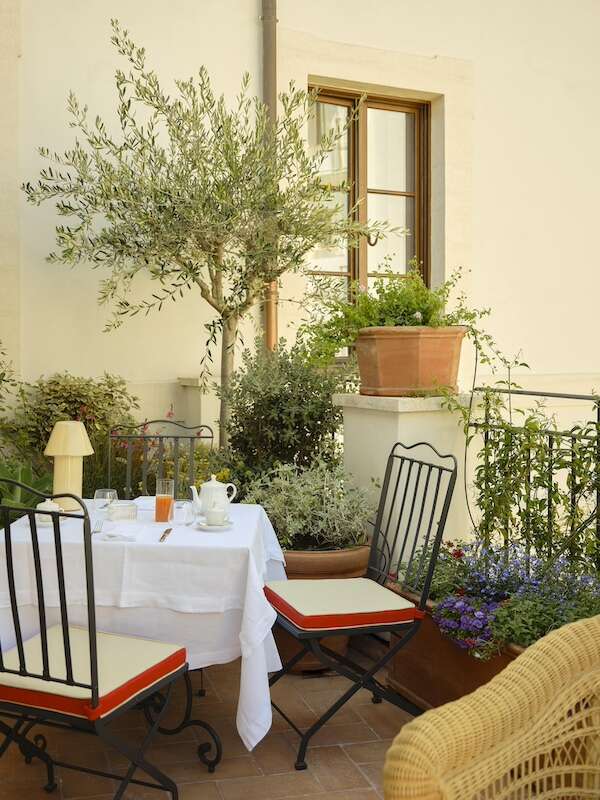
(159, 527, 173, 543)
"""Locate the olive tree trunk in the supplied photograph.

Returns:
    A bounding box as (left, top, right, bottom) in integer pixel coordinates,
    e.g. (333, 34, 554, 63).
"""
(218, 314, 239, 448)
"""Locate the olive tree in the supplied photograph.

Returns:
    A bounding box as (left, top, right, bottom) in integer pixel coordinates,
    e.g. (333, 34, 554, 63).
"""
(23, 20, 386, 444)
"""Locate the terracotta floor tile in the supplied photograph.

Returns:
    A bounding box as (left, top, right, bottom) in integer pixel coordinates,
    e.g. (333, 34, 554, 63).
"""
(303, 745, 369, 792)
(165, 754, 259, 785)
(58, 765, 116, 799)
(294, 791, 380, 800)
(359, 762, 384, 790)
(216, 771, 323, 800)
(343, 739, 393, 764)
(179, 782, 222, 799)
(251, 732, 298, 774)
(354, 703, 411, 740)
(285, 721, 379, 749)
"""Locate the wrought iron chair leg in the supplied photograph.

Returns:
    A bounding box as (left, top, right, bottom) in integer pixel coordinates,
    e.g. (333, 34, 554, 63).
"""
(0, 717, 57, 792)
(275, 628, 423, 770)
(269, 642, 312, 688)
(97, 683, 178, 800)
(142, 670, 222, 772)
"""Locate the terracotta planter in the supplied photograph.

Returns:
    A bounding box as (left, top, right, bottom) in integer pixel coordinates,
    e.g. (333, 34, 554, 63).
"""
(387, 592, 523, 709)
(355, 325, 467, 397)
(275, 545, 371, 672)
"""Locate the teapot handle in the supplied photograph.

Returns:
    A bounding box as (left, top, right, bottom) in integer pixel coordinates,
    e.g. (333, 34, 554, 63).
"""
(226, 484, 237, 501)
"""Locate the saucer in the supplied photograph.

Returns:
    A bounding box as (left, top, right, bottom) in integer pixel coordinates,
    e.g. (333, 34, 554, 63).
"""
(195, 520, 232, 532)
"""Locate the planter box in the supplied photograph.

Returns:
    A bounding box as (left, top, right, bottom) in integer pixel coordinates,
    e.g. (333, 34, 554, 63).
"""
(355, 325, 467, 397)
(388, 594, 523, 709)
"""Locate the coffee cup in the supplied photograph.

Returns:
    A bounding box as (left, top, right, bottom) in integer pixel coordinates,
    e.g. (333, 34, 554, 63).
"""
(205, 507, 227, 526)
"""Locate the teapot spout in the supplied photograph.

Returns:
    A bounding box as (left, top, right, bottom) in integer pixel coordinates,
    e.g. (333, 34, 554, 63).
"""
(189, 485, 200, 506)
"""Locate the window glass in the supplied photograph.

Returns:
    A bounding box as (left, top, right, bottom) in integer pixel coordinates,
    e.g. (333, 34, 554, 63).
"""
(367, 108, 415, 193)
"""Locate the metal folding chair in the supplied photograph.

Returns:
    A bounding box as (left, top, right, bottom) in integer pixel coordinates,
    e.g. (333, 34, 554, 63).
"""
(0, 479, 221, 799)
(108, 419, 214, 499)
(266, 440, 457, 770)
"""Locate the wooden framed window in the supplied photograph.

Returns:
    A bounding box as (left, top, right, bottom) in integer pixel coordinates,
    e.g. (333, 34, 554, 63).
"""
(306, 88, 430, 290)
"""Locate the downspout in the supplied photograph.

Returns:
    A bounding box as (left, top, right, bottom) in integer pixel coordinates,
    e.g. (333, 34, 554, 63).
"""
(261, 0, 278, 350)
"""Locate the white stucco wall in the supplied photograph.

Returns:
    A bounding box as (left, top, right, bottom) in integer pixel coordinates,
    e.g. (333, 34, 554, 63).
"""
(1, 0, 599, 428)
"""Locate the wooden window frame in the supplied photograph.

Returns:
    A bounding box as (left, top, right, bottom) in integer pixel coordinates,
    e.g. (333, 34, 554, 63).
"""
(308, 87, 431, 289)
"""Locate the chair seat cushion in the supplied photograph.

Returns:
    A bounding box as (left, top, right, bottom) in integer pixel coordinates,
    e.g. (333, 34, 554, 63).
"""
(0, 626, 186, 720)
(265, 578, 424, 631)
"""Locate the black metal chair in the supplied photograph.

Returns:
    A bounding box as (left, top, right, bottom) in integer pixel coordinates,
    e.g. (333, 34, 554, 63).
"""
(108, 419, 214, 499)
(0, 479, 220, 799)
(266, 440, 457, 770)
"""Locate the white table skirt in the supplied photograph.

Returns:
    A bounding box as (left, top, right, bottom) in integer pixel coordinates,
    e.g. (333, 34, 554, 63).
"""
(0, 501, 287, 750)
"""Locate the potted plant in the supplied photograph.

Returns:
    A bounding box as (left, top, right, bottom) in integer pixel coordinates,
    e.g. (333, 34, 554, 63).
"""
(304, 264, 484, 397)
(245, 458, 375, 669)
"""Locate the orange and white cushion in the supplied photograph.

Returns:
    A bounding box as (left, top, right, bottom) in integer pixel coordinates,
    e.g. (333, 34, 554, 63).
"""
(0, 626, 186, 720)
(264, 578, 423, 631)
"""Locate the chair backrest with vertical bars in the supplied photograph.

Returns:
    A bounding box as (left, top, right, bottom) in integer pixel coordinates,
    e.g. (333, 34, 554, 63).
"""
(108, 419, 214, 499)
(367, 441, 457, 610)
(0, 480, 99, 708)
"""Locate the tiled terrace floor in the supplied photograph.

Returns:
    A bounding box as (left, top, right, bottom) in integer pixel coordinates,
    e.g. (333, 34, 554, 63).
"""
(0, 655, 411, 799)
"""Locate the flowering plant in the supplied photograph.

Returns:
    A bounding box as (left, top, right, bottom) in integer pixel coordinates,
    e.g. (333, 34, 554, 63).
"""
(433, 595, 499, 658)
(406, 538, 600, 659)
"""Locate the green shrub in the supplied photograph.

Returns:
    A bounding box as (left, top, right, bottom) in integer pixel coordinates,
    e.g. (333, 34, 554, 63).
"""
(1, 373, 139, 497)
(223, 340, 347, 473)
(245, 459, 374, 551)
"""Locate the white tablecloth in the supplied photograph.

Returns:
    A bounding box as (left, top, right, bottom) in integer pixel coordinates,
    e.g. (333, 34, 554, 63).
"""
(0, 500, 287, 750)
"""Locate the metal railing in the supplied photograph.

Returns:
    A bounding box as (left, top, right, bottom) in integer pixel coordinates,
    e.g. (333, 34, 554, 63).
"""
(469, 388, 600, 566)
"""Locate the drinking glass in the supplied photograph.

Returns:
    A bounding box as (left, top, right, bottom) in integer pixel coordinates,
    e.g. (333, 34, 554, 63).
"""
(155, 479, 175, 523)
(93, 489, 118, 511)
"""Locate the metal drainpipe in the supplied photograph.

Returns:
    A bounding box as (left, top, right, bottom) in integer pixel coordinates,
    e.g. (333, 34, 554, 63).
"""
(261, 0, 278, 350)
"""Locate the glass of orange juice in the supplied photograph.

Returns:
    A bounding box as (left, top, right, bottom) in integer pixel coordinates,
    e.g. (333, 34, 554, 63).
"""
(155, 479, 174, 523)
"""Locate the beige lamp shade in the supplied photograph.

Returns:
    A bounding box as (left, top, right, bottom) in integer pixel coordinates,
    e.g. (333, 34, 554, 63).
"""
(44, 421, 94, 457)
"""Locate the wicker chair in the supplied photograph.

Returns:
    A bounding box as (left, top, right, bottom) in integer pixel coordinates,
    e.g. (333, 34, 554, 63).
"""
(384, 614, 600, 800)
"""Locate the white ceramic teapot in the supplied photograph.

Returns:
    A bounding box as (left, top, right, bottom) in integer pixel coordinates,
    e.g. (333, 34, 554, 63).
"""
(190, 474, 237, 515)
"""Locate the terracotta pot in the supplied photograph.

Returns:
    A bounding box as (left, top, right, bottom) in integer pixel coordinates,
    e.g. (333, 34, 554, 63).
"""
(355, 325, 467, 397)
(275, 545, 371, 672)
(387, 591, 523, 709)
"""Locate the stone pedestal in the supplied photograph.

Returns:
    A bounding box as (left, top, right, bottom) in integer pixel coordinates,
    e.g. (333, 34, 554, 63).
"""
(333, 393, 473, 541)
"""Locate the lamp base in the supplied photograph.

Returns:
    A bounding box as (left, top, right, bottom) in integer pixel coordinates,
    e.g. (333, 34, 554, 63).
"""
(52, 456, 84, 511)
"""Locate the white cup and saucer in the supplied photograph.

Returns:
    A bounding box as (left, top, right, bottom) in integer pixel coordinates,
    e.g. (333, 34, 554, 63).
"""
(196, 505, 232, 531)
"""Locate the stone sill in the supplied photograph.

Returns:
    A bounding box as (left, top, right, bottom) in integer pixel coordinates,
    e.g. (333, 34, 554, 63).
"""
(332, 393, 471, 414)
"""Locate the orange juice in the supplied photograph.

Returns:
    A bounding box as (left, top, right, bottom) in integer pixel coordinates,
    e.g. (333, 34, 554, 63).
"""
(155, 494, 174, 522)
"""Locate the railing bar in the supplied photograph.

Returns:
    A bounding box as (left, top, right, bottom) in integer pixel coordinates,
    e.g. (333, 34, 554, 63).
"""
(474, 387, 600, 403)
(188, 438, 195, 494)
(469, 421, 596, 442)
(52, 513, 73, 684)
(547, 434, 554, 559)
(27, 512, 50, 679)
(173, 438, 180, 499)
(157, 438, 164, 481)
(142, 440, 149, 496)
(596, 402, 600, 569)
(3, 508, 26, 673)
(125, 441, 133, 500)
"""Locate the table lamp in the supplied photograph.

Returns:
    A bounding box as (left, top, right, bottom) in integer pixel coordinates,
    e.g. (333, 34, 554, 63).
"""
(44, 421, 94, 510)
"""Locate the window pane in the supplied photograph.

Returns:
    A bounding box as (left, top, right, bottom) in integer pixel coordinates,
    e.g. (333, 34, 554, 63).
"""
(367, 193, 415, 274)
(367, 108, 415, 192)
(307, 191, 349, 273)
(308, 102, 349, 187)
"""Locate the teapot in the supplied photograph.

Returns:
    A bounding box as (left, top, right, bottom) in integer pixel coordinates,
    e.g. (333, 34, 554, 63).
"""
(190, 474, 237, 515)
